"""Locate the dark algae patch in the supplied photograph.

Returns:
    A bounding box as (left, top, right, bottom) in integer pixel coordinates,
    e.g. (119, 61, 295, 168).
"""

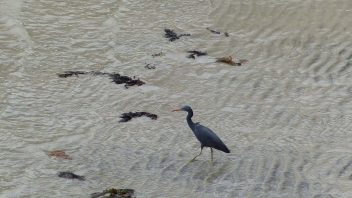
(187, 50, 207, 59)
(164, 28, 190, 42)
(57, 71, 145, 88)
(58, 171, 85, 181)
(216, 56, 248, 66)
(119, 112, 158, 122)
(91, 188, 135, 198)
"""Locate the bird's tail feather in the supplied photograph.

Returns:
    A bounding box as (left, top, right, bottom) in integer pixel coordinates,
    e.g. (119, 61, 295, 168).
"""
(223, 146, 230, 153)
(215, 144, 230, 153)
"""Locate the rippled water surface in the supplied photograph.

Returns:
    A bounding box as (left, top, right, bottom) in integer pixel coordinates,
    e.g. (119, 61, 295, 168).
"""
(1, 0, 352, 197)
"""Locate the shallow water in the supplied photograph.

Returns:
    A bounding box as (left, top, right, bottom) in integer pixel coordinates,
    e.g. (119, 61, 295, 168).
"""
(1, 0, 352, 197)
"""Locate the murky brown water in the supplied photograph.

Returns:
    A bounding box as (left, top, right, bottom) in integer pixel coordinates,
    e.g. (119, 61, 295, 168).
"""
(1, 0, 352, 197)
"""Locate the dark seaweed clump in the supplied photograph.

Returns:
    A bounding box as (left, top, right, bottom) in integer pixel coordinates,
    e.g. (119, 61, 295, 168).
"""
(109, 73, 145, 88)
(57, 71, 145, 88)
(164, 29, 190, 42)
(91, 188, 135, 198)
(119, 112, 158, 122)
(187, 50, 208, 59)
(145, 63, 156, 70)
(58, 171, 85, 181)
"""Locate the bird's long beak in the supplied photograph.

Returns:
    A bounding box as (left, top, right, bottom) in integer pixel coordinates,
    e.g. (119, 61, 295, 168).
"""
(172, 109, 181, 112)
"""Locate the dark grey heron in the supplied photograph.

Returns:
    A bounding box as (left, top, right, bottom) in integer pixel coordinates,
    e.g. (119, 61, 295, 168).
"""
(173, 105, 230, 162)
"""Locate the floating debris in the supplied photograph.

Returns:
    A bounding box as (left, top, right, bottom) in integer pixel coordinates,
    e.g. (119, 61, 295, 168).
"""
(206, 27, 229, 37)
(186, 50, 208, 59)
(119, 112, 158, 122)
(91, 188, 135, 198)
(58, 172, 85, 181)
(206, 27, 221, 34)
(164, 29, 190, 42)
(47, 150, 72, 160)
(152, 51, 165, 58)
(57, 71, 145, 88)
(216, 56, 248, 66)
(144, 63, 156, 70)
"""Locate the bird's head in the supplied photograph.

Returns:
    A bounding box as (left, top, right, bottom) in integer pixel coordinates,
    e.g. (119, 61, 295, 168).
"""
(172, 105, 192, 112)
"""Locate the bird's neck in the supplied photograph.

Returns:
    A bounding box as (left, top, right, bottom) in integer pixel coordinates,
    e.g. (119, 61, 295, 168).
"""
(186, 110, 195, 129)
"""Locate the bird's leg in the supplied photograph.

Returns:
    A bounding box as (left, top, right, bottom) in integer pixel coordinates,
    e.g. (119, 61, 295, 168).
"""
(211, 148, 213, 162)
(189, 147, 203, 162)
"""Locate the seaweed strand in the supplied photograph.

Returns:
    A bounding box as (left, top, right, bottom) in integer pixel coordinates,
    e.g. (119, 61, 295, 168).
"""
(164, 29, 190, 42)
(57, 71, 145, 88)
(119, 112, 158, 122)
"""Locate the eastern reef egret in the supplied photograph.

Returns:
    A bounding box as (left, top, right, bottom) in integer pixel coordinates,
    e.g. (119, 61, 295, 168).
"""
(173, 105, 230, 162)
